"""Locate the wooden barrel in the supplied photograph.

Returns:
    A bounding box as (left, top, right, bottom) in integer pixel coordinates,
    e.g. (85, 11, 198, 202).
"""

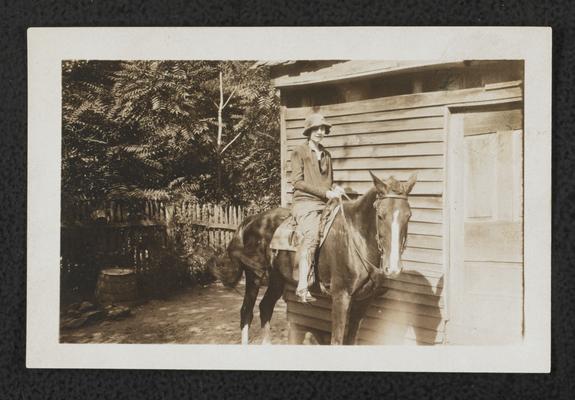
(96, 268, 138, 304)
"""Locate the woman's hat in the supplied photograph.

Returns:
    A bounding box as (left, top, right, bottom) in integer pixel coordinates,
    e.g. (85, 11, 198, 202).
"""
(302, 113, 331, 137)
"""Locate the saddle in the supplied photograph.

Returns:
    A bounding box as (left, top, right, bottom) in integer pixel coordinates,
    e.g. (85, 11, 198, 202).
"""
(269, 201, 340, 252)
(269, 200, 340, 289)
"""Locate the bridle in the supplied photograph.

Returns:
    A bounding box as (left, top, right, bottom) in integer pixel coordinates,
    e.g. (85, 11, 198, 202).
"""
(376, 193, 408, 200)
(338, 192, 410, 287)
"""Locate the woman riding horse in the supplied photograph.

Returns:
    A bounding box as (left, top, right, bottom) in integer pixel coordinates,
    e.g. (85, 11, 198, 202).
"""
(290, 113, 345, 302)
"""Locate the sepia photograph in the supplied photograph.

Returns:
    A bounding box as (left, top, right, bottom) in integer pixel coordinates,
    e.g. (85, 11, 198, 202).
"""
(58, 58, 525, 346)
(27, 28, 551, 371)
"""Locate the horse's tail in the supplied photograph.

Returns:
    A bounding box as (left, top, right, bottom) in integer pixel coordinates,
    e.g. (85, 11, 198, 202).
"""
(209, 216, 254, 288)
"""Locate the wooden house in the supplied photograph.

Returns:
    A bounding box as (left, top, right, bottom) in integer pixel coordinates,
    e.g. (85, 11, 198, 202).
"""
(268, 60, 524, 345)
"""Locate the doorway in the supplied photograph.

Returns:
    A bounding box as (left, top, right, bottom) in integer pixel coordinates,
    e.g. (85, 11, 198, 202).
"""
(446, 102, 524, 344)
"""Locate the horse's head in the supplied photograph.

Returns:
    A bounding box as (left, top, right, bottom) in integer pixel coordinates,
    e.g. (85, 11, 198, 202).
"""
(369, 171, 417, 277)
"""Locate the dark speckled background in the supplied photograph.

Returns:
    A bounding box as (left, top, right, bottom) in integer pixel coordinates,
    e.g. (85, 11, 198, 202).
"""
(1, 1, 572, 398)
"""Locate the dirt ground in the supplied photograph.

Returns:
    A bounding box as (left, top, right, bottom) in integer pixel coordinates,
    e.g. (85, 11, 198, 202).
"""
(60, 282, 290, 345)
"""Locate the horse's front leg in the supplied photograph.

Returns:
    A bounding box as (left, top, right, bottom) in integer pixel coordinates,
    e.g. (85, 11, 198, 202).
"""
(258, 268, 284, 345)
(344, 297, 372, 345)
(331, 291, 352, 345)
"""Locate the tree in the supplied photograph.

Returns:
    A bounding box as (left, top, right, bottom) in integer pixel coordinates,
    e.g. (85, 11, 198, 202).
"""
(61, 60, 281, 214)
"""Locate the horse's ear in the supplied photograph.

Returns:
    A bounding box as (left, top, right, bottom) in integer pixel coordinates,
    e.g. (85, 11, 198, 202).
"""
(403, 173, 417, 194)
(369, 170, 389, 193)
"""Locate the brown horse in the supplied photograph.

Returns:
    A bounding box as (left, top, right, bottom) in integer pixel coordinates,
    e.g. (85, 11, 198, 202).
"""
(211, 172, 416, 345)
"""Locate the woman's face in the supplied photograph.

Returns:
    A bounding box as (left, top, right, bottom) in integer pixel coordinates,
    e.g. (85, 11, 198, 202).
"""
(309, 126, 326, 143)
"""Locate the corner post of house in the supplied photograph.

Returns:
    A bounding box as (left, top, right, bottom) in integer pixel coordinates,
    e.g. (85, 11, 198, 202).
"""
(279, 89, 288, 208)
(443, 106, 465, 340)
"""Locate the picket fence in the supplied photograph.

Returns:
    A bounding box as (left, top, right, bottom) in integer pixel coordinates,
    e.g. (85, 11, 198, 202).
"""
(173, 201, 245, 250)
(65, 199, 245, 251)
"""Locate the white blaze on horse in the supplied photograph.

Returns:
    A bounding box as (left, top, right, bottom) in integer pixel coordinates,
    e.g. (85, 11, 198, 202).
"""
(210, 172, 416, 345)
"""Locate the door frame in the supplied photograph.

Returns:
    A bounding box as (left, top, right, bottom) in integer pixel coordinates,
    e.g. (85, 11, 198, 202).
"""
(443, 99, 524, 341)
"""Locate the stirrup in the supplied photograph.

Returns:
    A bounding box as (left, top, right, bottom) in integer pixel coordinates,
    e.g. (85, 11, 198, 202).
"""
(295, 288, 317, 303)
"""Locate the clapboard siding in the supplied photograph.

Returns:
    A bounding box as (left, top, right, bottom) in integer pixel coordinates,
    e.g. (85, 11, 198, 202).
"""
(287, 313, 331, 333)
(403, 261, 445, 276)
(286, 155, 444, 170)
(280, 80, 523, 345)
(411, 208, 443, 224)
(285, 105, 446, 128)
(395, 268, 444, 288)
(380, 278, 443, 297)
(376, 297, 445, 319)
(376, 288, 444, 308)
(287, 168, 443, 183)
(333, 156, 444, 169)
(404, 196, 443, 209)
(287, 130, 445, 146)
(407, 221, 442, 236)
(403, 247, 443, 265)
(286, 117, 444, 138)
(327, 142, 444, 158)
(332, 169, 443, 182)
(406, 234, 443, 250)
(287, 142, 444, 159)
(328, 181, 441, 196)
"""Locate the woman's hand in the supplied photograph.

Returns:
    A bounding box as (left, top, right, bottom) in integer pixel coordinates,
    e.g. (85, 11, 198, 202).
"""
(326, 190, 342, 200)
(332, 185, 346, 196)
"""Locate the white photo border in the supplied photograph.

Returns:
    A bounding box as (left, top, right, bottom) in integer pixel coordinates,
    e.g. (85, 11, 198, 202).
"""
(27, 27, 551, 372)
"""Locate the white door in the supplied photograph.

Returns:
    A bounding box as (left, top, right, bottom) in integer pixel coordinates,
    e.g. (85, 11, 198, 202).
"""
(447, 103, 523, 344)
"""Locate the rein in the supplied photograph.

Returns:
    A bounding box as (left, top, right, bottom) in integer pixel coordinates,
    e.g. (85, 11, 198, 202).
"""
(338, 193, 409, 288)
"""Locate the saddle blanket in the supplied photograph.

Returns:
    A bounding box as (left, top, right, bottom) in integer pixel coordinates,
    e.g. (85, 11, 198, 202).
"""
(269, 205, 340, 252)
